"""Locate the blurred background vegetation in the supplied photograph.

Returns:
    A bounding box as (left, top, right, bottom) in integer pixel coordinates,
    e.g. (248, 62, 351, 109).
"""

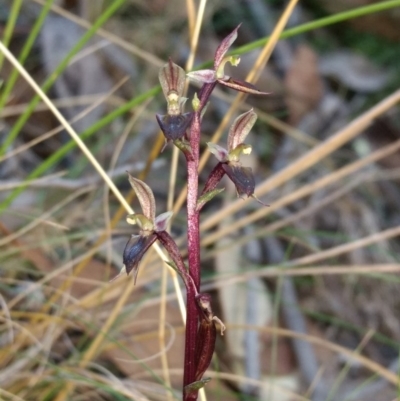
(1, 1, 400, 400)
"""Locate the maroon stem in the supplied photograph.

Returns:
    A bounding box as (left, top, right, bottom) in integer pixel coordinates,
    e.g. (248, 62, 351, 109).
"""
(183, 83, 216, 400)
(184, 110, 201, 398)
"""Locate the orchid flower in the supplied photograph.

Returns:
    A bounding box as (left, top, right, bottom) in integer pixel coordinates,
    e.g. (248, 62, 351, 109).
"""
(187, 25, 269, 96)
(156, 59, 192, 142)
(120, 173, 173, 283)
(207, 109, 258, 198)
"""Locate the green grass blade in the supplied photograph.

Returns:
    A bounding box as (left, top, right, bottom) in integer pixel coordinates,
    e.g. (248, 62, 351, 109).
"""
(0, 0, 56, 111)
(0, 0, 23, 69)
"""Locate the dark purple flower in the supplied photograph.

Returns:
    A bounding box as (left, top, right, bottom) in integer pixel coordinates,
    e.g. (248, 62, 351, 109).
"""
(207, 109, 258, 198)
(113, 174, 174, 283)
(158, 59, 192, 142)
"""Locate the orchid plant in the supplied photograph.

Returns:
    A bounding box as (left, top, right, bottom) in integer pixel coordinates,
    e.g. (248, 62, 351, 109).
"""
(120, 25, 268, 401)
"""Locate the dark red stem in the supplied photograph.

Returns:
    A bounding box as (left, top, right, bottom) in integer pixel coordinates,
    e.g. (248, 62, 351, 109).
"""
(183, 82, 216, 400)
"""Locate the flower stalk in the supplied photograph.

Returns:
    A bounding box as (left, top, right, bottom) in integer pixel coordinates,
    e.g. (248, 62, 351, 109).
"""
(118, 25, 268, 400)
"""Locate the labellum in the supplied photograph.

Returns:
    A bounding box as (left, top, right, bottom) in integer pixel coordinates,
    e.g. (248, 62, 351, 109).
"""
(156, 112, 193, 141)
(122, 234, 157, 283)
(222, 163, 255, 198)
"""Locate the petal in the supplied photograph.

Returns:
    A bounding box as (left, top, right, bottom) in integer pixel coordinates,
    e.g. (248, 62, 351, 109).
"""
(156, 112, 193, 141)
(127, 174, 156, 222)
(222, 163, 255, 197)
(154, 211, 174, 232)
(122, 234, 157, 283)
(218, 77, 270, 95)
(187, 69, 216, 84)
(227, 109, 257, 151)
(159, 59, 186, 100)
(207, 143, 229, 162)
(214, 24, 241, 70)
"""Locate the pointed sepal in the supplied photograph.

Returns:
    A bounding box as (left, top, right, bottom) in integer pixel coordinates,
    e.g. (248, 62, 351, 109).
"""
(218, 77, 270, 95)
(127, 174, 156, 222)
(227, 109, 257, 151)
(214, 24, 241, 70)
(159, 60, 185, 102)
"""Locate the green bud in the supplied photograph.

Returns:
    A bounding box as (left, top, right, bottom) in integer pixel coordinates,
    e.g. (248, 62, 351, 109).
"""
(192, 92, 200, 111)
